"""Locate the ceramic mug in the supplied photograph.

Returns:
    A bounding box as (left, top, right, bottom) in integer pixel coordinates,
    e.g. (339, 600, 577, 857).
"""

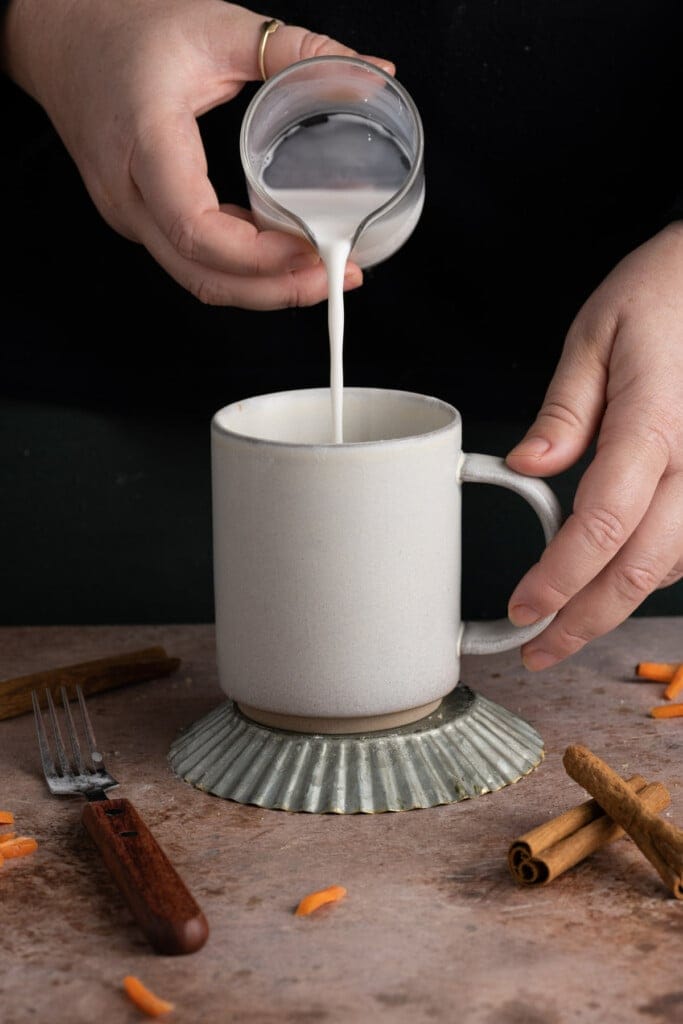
(211, 387, 562, 733)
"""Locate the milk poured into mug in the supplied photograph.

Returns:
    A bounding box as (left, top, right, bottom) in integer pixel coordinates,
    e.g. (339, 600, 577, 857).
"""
(260, 112, 415, 442)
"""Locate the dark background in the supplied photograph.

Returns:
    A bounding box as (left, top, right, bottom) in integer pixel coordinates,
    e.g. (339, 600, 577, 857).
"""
(2, 0, 683, 625)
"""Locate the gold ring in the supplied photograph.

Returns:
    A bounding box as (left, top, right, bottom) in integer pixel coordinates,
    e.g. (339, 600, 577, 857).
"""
(258, 18, 283, 81)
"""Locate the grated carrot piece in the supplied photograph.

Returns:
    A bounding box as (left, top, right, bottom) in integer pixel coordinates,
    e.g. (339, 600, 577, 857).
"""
(0, 837, 38, 859)
(0, 811, 14, 825)
(123, 976, 174, 1018)
(636, 662, 679, 683)
(663, 665, 683, 702)
(650, 703, 683, 719)
(0, 832, 17, 844)
(295, 884, 347, 916)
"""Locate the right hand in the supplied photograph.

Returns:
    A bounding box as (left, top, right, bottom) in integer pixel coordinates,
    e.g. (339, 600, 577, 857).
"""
(1, 0, 395, 308)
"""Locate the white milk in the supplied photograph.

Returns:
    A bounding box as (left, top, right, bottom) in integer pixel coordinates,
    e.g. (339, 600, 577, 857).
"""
(264, 187, 395, 442)
(260, 114, 414, 442)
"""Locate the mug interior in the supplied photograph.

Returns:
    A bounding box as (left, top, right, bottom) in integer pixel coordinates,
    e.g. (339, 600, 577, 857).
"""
(213, 387, 458, 445)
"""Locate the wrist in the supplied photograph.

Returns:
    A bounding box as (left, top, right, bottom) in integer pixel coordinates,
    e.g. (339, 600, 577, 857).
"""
(1, 0, 74, 101)
(1, 0, 40, 94)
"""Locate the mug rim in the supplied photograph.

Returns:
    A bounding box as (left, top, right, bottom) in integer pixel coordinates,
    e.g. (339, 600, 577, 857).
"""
(239, 55, 425, 247)
(211, 386, 461, 450)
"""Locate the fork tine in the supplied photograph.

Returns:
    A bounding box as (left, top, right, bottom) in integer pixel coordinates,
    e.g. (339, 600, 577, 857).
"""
(76, 685, 106, 771)
(60, 686, 85, 776)
(45, 687, 71, 776)
(31, 690, 59, 782)
(32, 687, 118, 798)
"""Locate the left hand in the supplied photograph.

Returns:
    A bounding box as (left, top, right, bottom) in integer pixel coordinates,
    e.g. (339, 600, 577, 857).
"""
(505, 221, 683, 670)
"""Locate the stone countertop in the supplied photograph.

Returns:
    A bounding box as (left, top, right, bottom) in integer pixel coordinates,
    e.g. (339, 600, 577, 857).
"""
(1, 619, 682, 1024)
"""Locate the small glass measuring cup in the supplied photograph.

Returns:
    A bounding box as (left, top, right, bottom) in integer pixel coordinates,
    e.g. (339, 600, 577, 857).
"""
(240, 56, 425, 268)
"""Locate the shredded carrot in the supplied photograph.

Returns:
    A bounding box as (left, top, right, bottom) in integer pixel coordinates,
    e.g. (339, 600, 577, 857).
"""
(0, 811, 14, 825)
(295, 884, 347, 916)
(123, 976, 174, 1018)
(0, 832, 17, 844)
(650, 703, 683, 719)
(636, 662, 680, 683)
(663, 664, 683, 701)
(0, 837, 38, 859)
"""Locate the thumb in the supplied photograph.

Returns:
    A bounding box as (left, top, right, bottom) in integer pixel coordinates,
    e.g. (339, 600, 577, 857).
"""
(505, 314, 615, 477)
(237, 13, 395, 81)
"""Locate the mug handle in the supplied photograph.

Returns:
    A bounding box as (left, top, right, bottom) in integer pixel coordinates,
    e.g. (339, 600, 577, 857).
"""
(458, 452, 564, 656)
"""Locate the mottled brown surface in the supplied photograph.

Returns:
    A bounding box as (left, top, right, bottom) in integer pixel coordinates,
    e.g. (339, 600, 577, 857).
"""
(1, 620, 682, 1024)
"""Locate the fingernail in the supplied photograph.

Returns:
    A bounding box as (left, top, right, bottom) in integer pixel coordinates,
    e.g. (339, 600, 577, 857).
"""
(290, 251, 321, 270)
(522, 649, 558, 671)
(343, 267, 363, 290)
(359, 55, 396, 76)
(508, 436, 551, 459)
(509, 603, 541, 627)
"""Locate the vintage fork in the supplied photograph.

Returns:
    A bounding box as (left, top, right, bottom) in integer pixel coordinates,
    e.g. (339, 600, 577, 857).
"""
(32, 685, 209, 955)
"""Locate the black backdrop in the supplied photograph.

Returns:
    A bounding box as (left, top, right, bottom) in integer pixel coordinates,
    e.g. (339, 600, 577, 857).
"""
(2, 0, 683, 624)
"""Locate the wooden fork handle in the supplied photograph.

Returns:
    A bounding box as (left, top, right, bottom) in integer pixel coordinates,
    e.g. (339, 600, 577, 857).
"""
(81, 797, 209, 955)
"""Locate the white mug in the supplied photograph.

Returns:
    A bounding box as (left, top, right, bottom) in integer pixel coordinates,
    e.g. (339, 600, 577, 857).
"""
(211, 388, 562, 734)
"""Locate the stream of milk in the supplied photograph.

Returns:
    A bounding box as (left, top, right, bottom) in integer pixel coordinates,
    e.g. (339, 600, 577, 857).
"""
(261, 114, 411, 442)
(261, 187, 395, 441)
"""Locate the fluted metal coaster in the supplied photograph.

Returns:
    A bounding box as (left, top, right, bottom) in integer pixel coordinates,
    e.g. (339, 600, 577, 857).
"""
(168, 686, 544, 814)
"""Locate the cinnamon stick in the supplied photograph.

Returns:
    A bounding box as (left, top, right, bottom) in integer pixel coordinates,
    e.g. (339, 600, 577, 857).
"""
(563, 744, 683, 900)
(508, 775, 670, 886)
(0, 647, 181, 721)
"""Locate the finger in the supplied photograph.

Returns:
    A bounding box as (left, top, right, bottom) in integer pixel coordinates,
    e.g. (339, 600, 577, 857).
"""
(506, 306, 615, 477)
(129, 113, 321, 275)
(508, 392, 670, 626)
(203, 8, 394, 81)
(659, 566, 683, 588)
(136, 209, 362, 308)
(520, 471, 683, 670)
(253, 22, 395, 80)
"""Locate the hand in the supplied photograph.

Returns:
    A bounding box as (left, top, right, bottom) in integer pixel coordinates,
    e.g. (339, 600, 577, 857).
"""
(505, 221, 683, 669)
(0, 0, 394, 309)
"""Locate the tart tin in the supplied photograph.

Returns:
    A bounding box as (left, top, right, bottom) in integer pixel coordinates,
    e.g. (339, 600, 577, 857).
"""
(168, 685, 544, 814)
(167, 688, 540, 815)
